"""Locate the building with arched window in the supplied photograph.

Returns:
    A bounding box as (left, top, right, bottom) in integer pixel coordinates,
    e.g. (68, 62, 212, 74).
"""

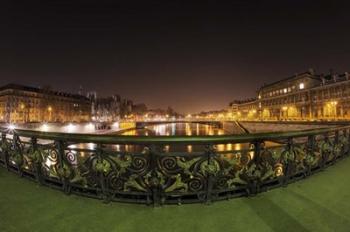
(229, 70, 350, 121)
(0, 84, 91, 123)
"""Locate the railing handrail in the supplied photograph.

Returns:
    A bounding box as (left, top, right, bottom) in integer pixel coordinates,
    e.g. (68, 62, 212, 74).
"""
(1, 124, 349, 144)
(1, 122, 349, 205)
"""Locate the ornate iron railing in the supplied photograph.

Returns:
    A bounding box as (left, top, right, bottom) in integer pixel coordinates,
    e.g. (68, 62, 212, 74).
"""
(0, 125, 349, 206)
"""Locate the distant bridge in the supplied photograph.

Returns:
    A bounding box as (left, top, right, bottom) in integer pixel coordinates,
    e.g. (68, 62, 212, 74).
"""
(111, 120, 248, 135)
(135, 120, 224, 129)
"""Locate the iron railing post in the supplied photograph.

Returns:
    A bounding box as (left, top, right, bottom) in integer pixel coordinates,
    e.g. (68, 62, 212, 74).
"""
(205, 144, 216, 204)
(306, 135, 315, 176)
(321, 133, 329, 169)
(31, 137, 43, 185)
(282, 137, 294, 186)
(1, 132, 9, 170)
(342, 129, 349, 156)
(57, 140, 71, 194)
(251, 140, 261, 194)
(13, 133, 23, 177)
(96, 143, 111, 203)
(348, 129, 350, 156)
(333, 130, 339, 164)
(149, 144, 162, 207)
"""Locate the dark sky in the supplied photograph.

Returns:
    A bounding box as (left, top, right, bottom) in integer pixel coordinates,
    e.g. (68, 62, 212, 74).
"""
(1, 1, 350, 113)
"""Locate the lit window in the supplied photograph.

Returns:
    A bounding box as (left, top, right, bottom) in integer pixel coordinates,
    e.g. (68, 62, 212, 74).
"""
(283, 88, 287, 93)
(299, 83, 305, 89)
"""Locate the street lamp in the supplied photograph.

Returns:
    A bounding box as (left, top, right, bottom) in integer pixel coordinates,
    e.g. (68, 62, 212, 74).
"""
(330, 101, 338, 120)
(47, 106, 52, 122)
(282, 106, 288, 120)
(41, 123, 49, 132)
(8, 124, 15, 130)
(20, 103, 25, 123)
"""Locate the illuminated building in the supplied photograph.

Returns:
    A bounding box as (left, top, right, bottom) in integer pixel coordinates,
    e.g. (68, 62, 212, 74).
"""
(229, 69, 350, 120)
(87, 92, 135, 122)
(0, 84, 91, 123)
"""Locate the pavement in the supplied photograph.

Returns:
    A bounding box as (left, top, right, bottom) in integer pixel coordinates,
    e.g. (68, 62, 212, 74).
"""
(1, 158, 350, 232)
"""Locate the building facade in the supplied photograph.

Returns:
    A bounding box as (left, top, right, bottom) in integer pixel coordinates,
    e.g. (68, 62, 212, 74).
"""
(0, 84, 91, 123)
(229, 70, 350, 120)
(87, 92, 134, 122)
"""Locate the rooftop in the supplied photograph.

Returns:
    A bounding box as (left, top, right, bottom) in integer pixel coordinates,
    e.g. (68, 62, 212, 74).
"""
(259, 70, 350, 91)
(0, 83, 90, 101)
(230, 98, 257, 105)
(259, 71, 318, 90)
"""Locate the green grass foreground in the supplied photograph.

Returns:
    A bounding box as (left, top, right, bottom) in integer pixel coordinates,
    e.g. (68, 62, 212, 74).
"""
(1, 159, 350, 232)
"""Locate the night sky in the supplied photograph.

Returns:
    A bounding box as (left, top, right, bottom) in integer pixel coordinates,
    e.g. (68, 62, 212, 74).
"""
(1, 1, 350, 113)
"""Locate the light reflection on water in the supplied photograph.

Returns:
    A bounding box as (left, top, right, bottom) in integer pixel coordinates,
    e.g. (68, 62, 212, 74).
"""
(68, 123, 280, 153)
(121, 123, 230, 136)
(68, 142, 252, 153)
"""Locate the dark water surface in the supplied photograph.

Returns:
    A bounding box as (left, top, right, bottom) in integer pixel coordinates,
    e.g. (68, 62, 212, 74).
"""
(69, 123, 279, 153)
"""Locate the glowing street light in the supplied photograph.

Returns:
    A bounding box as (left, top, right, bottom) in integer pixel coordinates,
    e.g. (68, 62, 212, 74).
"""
(330, 101, 338, 106)
(47, 106, 53, 122)
(85, 123, 95, 131)
(112, 122, 119, 128)
(41, 123, 49, 132)
(328, 101, 338, 120)
(66, 123, 76, 133)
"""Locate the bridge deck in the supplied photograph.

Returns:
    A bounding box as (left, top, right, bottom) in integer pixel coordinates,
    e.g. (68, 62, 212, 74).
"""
(1, 156, 350, 231)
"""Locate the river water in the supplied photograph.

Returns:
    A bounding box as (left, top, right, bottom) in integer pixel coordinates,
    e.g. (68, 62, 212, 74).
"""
(69, 122, 278, 153)
(120, 122, 243, 136)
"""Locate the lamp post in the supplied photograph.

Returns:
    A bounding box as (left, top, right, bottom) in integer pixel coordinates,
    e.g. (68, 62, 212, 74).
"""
(282, 106, 288, 120)
(48, 106, 52, 122)
(20, 103, 25, 123)
(330, 101, 338, 120)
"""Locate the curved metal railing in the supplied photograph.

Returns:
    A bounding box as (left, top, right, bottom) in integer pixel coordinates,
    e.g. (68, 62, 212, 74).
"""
(0, 124, 349, 206)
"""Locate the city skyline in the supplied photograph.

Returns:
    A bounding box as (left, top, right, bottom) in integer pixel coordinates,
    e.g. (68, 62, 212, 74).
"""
(2, 1, 350, 230)
(2, 1, 350, 113)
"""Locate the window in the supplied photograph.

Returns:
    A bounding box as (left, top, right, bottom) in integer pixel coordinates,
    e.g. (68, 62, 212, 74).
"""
(299, 83, 305, 89)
